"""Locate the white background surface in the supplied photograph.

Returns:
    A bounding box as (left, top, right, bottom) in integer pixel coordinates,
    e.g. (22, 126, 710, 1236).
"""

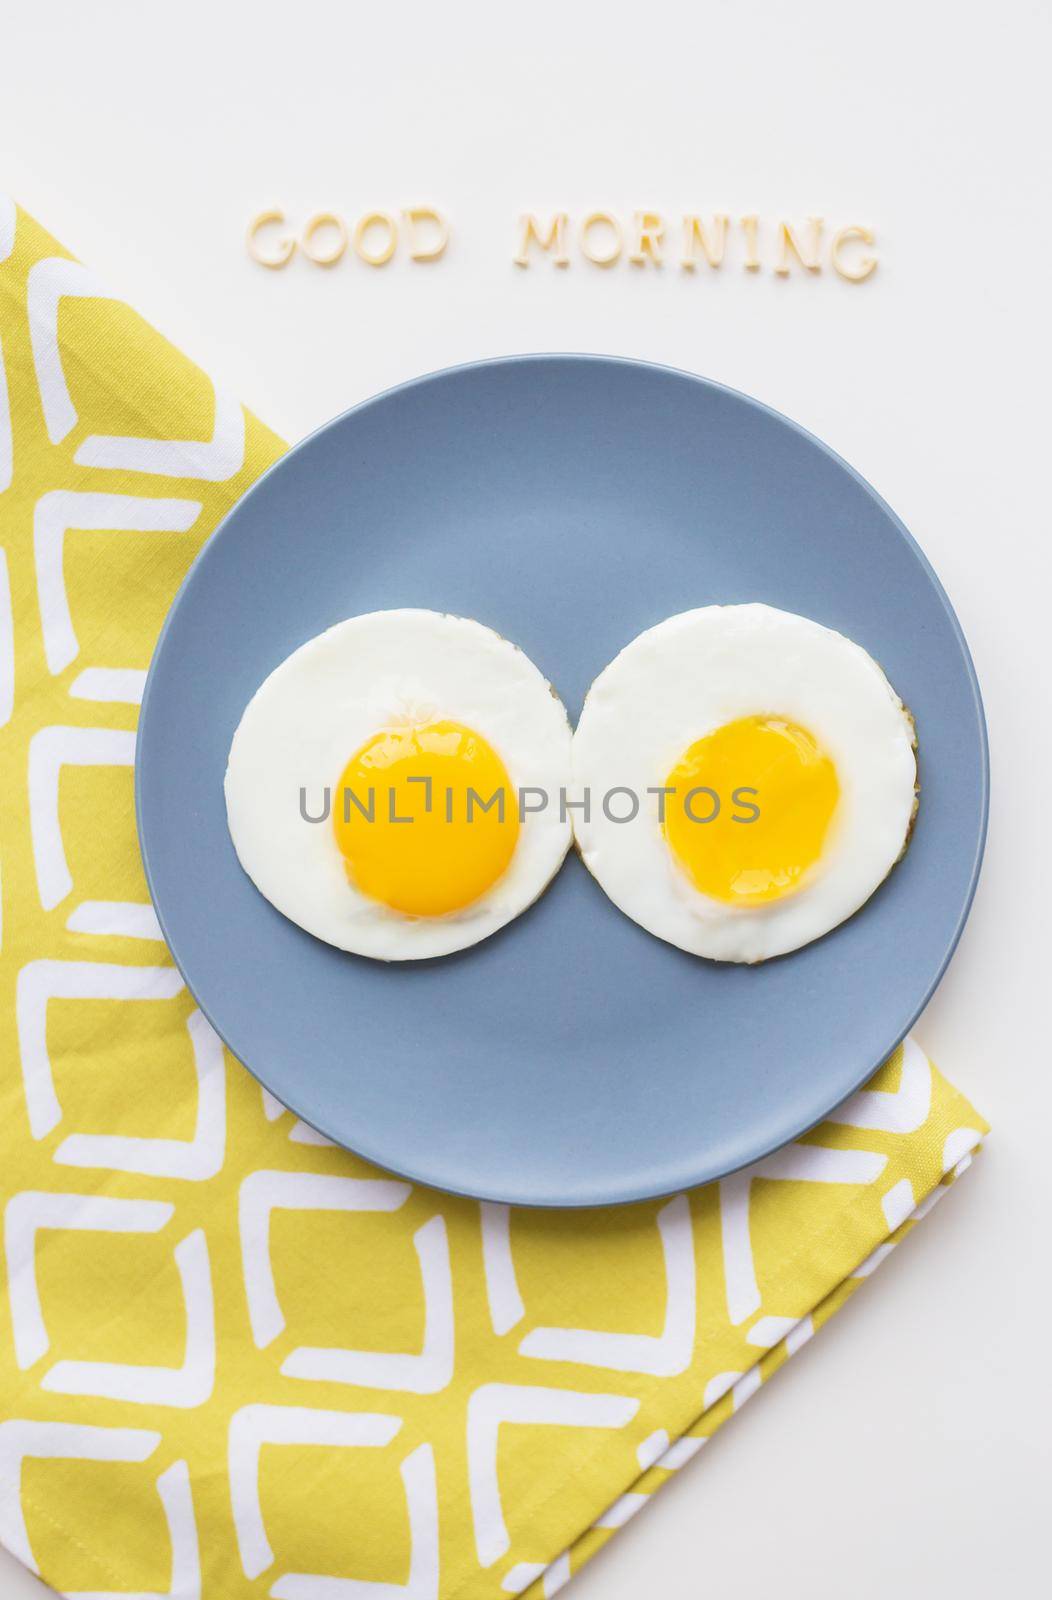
(2, 1, 1049, 1594)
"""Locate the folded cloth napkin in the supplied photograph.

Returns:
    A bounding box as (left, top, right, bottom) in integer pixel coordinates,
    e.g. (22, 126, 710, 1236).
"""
(0, 199, 988, 1600)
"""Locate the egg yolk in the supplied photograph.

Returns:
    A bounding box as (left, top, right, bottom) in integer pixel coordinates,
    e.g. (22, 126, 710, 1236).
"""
(333, 720, 519, 917)
(663, 716, 839, 904)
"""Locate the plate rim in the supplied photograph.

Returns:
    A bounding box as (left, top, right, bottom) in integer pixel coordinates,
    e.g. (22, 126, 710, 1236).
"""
(136, 352, 990, 1206)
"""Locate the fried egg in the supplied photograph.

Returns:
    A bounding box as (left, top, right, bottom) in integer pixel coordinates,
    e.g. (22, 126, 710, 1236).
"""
(570, 604, 918, 962)
(225, 610, 572, 960)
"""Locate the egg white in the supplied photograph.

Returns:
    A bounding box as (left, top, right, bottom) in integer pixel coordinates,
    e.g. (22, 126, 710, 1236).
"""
(225, 609, 573, 960)
(570, 604, 918, 963)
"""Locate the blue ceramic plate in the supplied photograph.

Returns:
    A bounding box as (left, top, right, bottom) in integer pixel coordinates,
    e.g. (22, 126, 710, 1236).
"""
(136, 356, 987, 1206)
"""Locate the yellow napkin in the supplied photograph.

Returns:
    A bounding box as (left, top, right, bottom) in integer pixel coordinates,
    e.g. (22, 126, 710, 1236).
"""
(0, 200, 987, 1600)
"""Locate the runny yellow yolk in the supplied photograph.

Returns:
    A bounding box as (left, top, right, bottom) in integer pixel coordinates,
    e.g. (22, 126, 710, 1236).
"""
(662, 715, 840, 905)
(333, 720, 519, 917)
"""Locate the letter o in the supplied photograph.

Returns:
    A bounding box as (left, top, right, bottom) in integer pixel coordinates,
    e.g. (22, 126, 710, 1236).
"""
(684, 787, 721, 823)
(581, 211, 622, 267)
(602, 786, 640, 824)
(354, 211, 398, 266)
(301, 211, 348, 266)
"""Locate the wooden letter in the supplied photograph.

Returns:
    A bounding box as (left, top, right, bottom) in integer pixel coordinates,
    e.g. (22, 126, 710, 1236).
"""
(775, 217, 823, 275)
(301, 211, 348, 266)
(247, 208, 296, 268)
(514, 213, 569, 266)
(580, 212, 622, 266)
(832, 224, 877, 282)
(629, 211, 665, 265)
(404, 207, 449, 261)
(353, 211, 398, 266)
(740, 215, 761, 271)
(682, 214, 728, 269)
